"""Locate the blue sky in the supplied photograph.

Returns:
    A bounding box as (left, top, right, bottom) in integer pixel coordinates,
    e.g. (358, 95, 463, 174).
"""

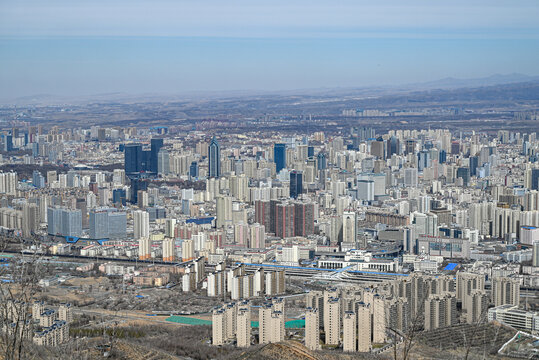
(1, 0, 538, 99)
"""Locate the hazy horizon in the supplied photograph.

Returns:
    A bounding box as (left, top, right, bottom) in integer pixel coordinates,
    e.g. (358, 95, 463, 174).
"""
(1, 0, 539, 99)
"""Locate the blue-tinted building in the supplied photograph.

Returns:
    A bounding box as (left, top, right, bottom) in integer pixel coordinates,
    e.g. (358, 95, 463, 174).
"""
(89, 209, 127, 239)
(147, 206, 166, 221)
(274, 143, 286, 173)
(189, 161, 199, 180)
(208, 137, 221, 178)
(32, 170, 45, 188)
(112, 188, 127, 206)
(129, 177, 148, 204)
(317, 152, 327, 170)
(150, 138, 164, 173)
(124, 143, 143, 174)
(457, 167, 470, 187)
(531, 169, 539, 190)
(439, 150, 447, 164)
(4, 135, 13, 152)
(469, 156, 479, 176)
(418, 150, 431, 171)
(47, 207, 82, 237)
(290, 170, 303, 199)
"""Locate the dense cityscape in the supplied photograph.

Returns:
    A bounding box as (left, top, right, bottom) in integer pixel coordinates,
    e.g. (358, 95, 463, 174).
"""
(0, 90, 538, 358)
(2, 1, 539, 359)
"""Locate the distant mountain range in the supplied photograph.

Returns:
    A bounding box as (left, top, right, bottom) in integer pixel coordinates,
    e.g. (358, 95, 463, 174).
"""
(3, 73, 539, 105)
(405, 73, 539, 90)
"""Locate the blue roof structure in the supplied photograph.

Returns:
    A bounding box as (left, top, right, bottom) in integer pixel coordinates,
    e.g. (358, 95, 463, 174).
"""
(186, 217, 215, 225)
(443, 263, 458, 271)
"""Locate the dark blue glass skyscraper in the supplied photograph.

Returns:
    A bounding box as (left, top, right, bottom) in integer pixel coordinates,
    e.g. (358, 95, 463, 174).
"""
(531, 169, 539, 190)
(189, 161, 199, 180)
(274, 143, 286, 173)
(469, 156, 479, 176)
(124, 143, 142, 174)
(317, 152, 327, 170)
(150, 138, 164, 173)
(290, 170, 303, 199)
(208, 137, 221, 178)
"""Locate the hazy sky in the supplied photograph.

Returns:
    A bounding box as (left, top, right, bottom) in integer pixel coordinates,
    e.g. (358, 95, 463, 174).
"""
(1, 0, 538, 99)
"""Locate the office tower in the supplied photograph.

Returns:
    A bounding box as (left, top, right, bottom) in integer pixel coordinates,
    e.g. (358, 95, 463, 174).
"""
(22, 203, 39, 238)
(417, 150, 430, 171)
(293, 201, 315, 237)
(464, 290, 489, 324)
(531, 168, 539, 190)
(492, 277, 520, 307)
(133, 210, 149, 239)
(216, 196, 233, 228)
(317, 152, 327, 171)
(289, 170, 303, 199)
(357, 303, 372, 352)
(4, 134, 13, 152)
(456, 272, 485, 302)
(138, 237, 150, 260)
(305, 308, 320, 350)
(342, 211, 357, 245)
(469, 156, 479, 176)
(275, 203, 295, 239)
(124, 143, 142, 174)
(182, 239, 194, 261)
(457, 167, 470, 186)
(189, 161, 199, 180)
(274, 143, 286, 173)
(212, 308, 227, 345)
(387, 136, 400, 157)
(324, 296, 341, 345)
(112, 188, 127, 206)
(236, 303, 251, 348)
(405, 139, 416, 154)
(439, 149, 447, 163)
(424, 293, 457, 330)
(343, 311, 357, 352)
(208, 136, 221, 178)
(157, 148, 169, 175)
(150, 138, 164, 173)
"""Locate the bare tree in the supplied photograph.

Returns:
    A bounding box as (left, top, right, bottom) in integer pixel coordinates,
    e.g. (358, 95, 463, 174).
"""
(0, 234, 44, 360)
